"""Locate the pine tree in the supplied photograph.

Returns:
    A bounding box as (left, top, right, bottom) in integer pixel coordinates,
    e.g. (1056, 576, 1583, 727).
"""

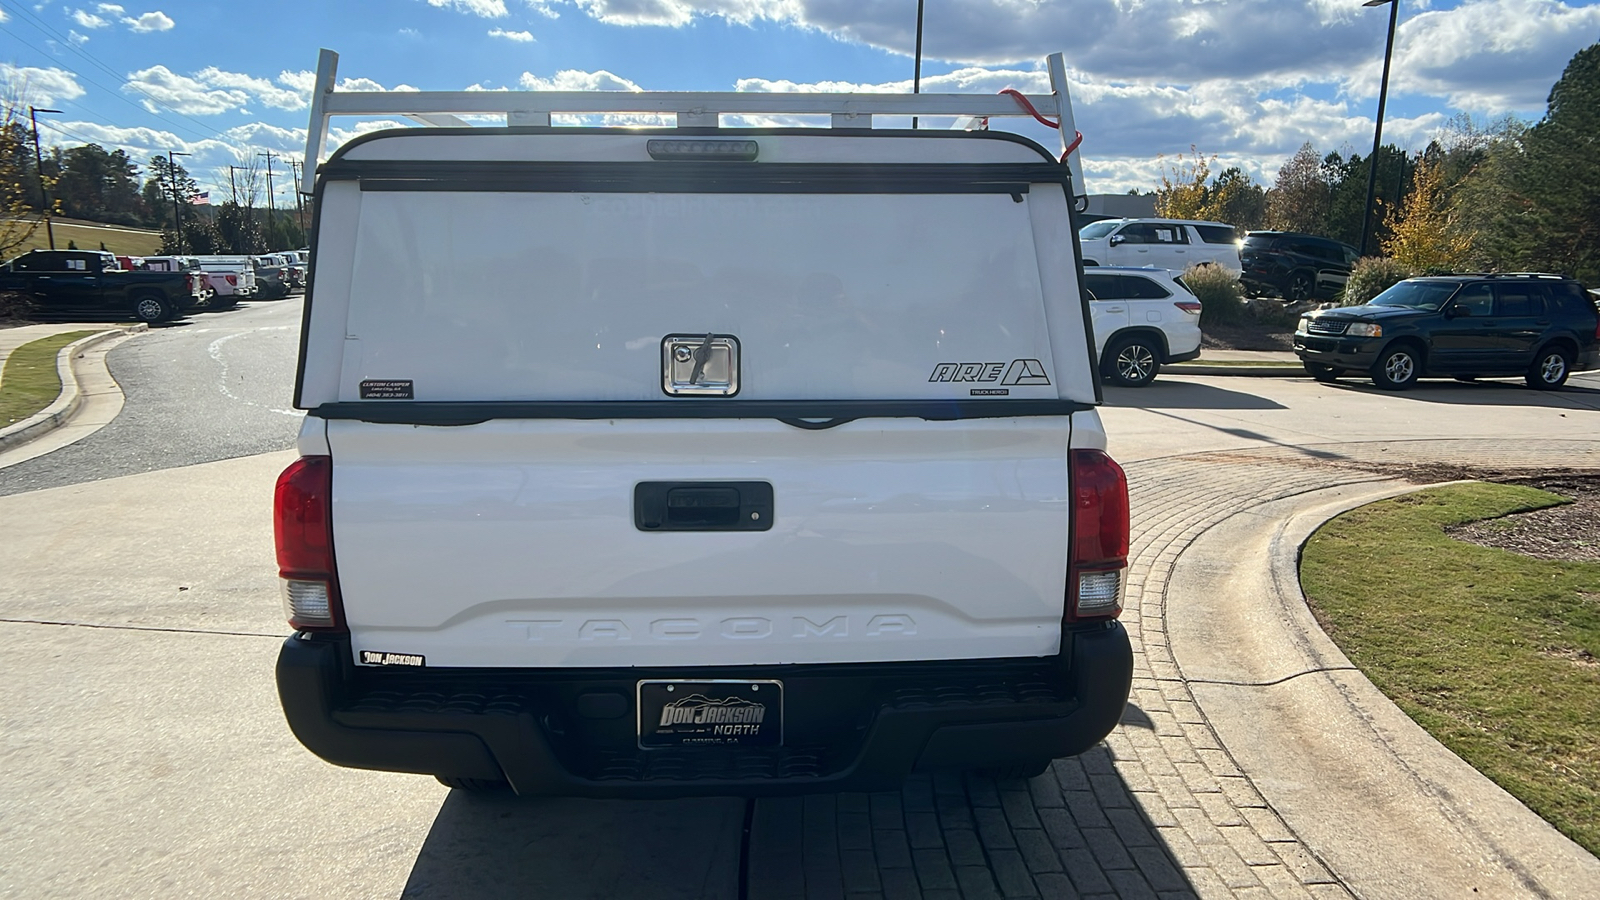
(1518, 42, 1600, 282)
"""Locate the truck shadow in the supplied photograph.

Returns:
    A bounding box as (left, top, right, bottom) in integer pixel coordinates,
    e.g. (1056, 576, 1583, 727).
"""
(403, 705, 1200, 898)
(1104, 381, 1287, 410)
(401, 794, 745, 899)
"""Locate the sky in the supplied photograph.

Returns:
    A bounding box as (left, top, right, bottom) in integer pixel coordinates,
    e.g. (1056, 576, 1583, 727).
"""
(0, 0, 1596, 206)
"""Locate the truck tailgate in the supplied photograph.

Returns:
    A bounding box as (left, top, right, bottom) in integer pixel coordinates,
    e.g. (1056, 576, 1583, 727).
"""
(328, 416, 1071, 668)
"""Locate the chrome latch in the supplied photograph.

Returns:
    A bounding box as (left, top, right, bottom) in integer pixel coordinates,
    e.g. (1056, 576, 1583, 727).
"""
(662, 333, 739, 397)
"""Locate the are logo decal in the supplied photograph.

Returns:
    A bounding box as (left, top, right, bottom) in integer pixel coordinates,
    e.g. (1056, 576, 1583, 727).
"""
(928, 359, 1051, 386)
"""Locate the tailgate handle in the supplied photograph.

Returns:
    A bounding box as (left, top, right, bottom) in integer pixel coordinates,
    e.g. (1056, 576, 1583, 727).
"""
(635, 482, 773, 532)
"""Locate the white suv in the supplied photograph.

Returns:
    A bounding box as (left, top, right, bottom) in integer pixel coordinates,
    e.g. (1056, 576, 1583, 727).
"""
(1079, 218, 1241, 275)
(1084, 267, 1202, 387)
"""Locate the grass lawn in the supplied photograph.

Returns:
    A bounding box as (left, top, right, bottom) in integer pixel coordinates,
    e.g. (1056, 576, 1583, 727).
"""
(1301, 483, 1600, 856)
(4, 218, 164, 257)
(0, 331, 97, 428)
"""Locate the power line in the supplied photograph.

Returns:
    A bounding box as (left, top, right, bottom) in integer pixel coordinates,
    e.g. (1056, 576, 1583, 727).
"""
(0, 1, 255, 150)
(0, 25, 218, 148)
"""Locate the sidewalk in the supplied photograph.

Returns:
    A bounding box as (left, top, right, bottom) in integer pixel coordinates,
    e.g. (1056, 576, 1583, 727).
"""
(1166, 348, 1302, 377)
(0, 322, 136, 380)
(0, 322, 144, 460)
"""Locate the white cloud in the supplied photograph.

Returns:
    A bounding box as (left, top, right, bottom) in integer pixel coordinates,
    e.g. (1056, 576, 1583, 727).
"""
(488, 27, 534, 41)
(95, 2, 124, 13)
(0, 9, 8, 23)
(549, 0, 1596, 120)
(124, 65, 248, 115)
(70, 8, 108, 27)
(0, 63, 87, 106)
(525, 0, 561, 18)
(68, 29, 89, 43)
(123, 10, 173, 31)
(426, 0, 508, 17)
(1352, 0, 1600, 112)
(519, 69, 642, 92)
(194, 67, 305, 111)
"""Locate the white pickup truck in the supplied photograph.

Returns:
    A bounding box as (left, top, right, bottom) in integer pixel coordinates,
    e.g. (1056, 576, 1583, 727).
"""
(274, 50, 1134, 796)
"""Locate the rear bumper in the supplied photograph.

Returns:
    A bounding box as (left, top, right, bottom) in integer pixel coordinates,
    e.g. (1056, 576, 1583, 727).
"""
(276, 624, 1133, 798)
(1167, 347, 1201, 364)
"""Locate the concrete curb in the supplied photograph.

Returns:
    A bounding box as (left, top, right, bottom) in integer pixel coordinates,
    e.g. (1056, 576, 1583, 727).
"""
(1169, 480, 1600, 898)
(0, 324, 146, 453)
(1165, 363, 1305, 377)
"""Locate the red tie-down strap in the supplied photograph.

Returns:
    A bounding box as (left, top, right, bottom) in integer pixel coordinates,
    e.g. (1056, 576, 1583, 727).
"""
(999, 88, 1084, 161)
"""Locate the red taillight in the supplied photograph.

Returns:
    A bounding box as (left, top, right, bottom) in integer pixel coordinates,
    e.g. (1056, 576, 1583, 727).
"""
(226, 274, 237, 286)
(1067, 449, 1129, 621)
(1174, 301, 1202, 314)
(274, 456, 344, 632)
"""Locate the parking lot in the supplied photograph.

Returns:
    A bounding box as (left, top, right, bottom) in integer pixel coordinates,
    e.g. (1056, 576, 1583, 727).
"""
(2, 324, 1598, 899)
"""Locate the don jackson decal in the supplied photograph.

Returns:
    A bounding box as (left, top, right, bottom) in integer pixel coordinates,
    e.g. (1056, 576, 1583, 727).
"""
(360, 650, 426, 667)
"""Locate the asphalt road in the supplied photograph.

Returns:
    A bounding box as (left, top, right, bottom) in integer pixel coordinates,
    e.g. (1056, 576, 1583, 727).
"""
(0, 298, 304, 497)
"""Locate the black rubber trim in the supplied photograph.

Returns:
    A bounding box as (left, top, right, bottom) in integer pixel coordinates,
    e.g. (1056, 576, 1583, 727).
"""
(308, 398, 1090, 426)
(319, 125, 1063, 169)
(326, 161, 1061, 195)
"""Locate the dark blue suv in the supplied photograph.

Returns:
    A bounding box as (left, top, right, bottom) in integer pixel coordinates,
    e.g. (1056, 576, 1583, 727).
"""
(1294, 274, 1600, 390)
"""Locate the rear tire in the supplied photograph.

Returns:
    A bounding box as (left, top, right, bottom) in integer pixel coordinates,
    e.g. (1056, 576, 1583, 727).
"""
(1287, 270, 1314, 302)
(131, 293, 173, 324)
(1104, 336, 1161, 387)
(1526, 346, 1572, 390)
(1305, 362, 1342, 382)
(1371, 344, 1420, 390)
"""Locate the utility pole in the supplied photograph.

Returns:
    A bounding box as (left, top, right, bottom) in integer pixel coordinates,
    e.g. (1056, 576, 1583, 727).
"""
(289, 160, 307, 239)
(227, 165, 243, 204)
(167, 150, 192, 253)
(259, 151, 278, 250)
(29, 107, 62, 249)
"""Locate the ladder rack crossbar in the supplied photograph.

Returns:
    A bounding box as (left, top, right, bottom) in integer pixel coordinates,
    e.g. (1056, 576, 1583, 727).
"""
(300, 48, 1086, 206)
(324, 90, 1061, 119)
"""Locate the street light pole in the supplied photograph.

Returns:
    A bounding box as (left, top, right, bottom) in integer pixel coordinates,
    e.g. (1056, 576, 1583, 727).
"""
(910, 0, 925, 130)
(28, 107, 61, 250)
(1358, 0, 1399, 259)
(167, 150, 192, 253)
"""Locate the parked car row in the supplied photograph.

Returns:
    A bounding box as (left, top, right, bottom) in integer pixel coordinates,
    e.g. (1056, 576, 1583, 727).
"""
(1076, 217, 1364, 303)
(0, 248, 304, 323)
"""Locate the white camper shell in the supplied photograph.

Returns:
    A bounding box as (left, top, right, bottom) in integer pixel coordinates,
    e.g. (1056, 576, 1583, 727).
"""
(276, 49, 1133, 797)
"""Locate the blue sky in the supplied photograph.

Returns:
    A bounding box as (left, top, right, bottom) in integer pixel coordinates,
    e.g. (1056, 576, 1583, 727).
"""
(1, 0, 1597, 204)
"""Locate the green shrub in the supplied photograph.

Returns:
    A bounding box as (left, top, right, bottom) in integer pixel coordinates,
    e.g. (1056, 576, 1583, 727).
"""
(1180, 262, 1245, 326)
(1340, 257, 1414, 306)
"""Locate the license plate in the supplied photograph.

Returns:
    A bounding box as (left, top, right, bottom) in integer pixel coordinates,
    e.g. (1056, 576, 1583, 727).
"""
(637, 679, 783, 749)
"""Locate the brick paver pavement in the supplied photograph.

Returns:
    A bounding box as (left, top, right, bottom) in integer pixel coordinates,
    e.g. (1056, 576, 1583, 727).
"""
(744, 438, 1600, 899)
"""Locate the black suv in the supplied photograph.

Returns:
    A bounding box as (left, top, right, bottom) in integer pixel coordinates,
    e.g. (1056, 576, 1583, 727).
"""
(1294, 274, 1600, 390)
(1240, 231, 1359, 301)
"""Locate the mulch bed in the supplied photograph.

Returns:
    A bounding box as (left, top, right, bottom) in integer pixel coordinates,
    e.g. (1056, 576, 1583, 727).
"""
(1446, 475, 1600, 563)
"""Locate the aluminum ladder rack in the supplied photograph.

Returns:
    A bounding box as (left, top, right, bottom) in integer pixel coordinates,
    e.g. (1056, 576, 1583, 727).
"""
(300, 48, 1085, 203)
